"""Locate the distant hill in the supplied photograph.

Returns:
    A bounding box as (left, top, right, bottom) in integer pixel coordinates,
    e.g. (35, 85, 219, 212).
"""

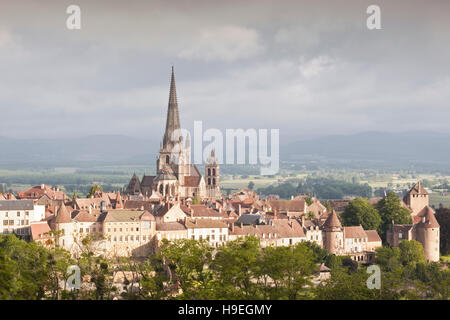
(1, 131, 450, 171)
(282, 131, 450, 167)
(0, 135, 158, 167)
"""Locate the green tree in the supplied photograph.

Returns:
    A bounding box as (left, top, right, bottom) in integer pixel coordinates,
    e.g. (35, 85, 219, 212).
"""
(259, 243, 317, 299)
(87, 184, 102, 198)
(304, 197, 313, 206)
(341, 198, 381, 230)
(435, 208, 450, 255)
(377, 192, 412, 241)
(159, 239, 214, 299)
(192, 194, 201, 205)
(247, 181, 255, 190)
(213, 237, 261, 299)
(398, 240, 426, 266)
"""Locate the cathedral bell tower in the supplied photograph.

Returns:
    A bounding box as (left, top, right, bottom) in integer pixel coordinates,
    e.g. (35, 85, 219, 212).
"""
(205, 149, 221, 199)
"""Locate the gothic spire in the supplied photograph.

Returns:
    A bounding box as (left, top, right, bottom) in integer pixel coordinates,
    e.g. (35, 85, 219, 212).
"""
(163, 66, 181, 148)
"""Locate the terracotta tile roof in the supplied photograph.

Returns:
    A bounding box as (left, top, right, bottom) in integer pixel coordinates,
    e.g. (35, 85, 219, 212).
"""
(365, 230, 382, 242)
(73, 210, 98, 222)
(75, 197, 110, 210)
(407, 182, 428, 196)
(231, 219, 306, 239)
(55, 204, 72, 224)
(416, 206, 439, 228)
(392, 224, 413, 233)
(18, 185, 68, 201)
(185, 205, 225, 218)
(269, 199, 306, 212)
(323, 210, 342, 228)
(185, 219, 228, 229)
(102, 210, 153, 223)
(30, 221, 51, 240)
(123, 200, 154, 211)
(184, 176, 201, 187)
(344, 225, 367, 239)
(156, 221, 186, 231)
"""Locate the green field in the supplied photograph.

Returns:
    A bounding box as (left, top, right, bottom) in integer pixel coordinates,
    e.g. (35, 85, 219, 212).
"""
(430, 193, 450, 208)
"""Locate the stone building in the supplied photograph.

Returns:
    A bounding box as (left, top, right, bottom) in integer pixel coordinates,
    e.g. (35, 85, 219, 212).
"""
(123, 67, 217, 200)
(387, 182, 440, 262)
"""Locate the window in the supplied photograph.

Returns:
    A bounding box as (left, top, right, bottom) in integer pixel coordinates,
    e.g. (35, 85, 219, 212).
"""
(3, 220, 7, 226)
(136, 236, 139, 241)
(130, 235, 134, 241)
(166, 155, 170, 163)
(119, 236, 123, 241)
(143, 235, 146, 241)
(5, 212, 8, 217)
(25, 211, 29, 216)
(17, 212, 20, 217)
(80, 228, 83, 233)
(9, 220, 14, 225)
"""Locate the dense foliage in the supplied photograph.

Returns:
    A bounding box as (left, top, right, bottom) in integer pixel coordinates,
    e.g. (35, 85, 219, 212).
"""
(0, 234, 448, 300)
(257, 177, 372, 200)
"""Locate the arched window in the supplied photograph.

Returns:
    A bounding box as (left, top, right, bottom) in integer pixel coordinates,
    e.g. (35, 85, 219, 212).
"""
(213, 168, 216, 176)
(166, 155, 170, 164)
(165, 184, 169, 195)
(159, 184, 163, 194)
(208, 178, 211, 185)
(213, 178, 216, 186)
(208, 168, 211, 176)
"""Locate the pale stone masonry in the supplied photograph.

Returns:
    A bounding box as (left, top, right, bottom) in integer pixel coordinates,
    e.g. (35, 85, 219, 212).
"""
(387, 182, 440, 262)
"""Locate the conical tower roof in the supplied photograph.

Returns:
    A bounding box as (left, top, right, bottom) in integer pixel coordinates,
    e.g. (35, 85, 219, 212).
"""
(417, 206, 440, 229)
(55, 203, 72, 224)
(323, 210, 342, 229)
(115, 191, 123, 209)
(163, 66, 181, 148)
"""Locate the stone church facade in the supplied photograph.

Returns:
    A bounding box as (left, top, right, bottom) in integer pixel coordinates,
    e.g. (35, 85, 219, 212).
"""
(124, 67, 221, 200)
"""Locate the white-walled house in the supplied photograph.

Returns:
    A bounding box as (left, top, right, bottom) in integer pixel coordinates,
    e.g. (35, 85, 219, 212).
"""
(0, 199, 45, 240)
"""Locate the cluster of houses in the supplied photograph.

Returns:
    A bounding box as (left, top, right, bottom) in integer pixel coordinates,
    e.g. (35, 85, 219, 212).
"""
(0, 182, 440, 263)
(0, 69, 440, 263)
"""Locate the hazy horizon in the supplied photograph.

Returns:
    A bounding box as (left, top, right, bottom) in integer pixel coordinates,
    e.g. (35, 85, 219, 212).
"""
(1, 0, 449, 140)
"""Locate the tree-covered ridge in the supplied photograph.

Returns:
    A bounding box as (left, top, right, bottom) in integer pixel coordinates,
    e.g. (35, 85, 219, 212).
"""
(257, 177, 372, 200)
(0, 234, 449, 300)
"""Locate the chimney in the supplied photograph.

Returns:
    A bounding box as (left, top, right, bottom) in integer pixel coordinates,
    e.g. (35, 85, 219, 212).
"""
(274, 209, 278, 220)
(238, 204, 242, 216)
(41, 184, 45, 190)
(231, 222, 235, 232)
(301, 214, 305, 226)
(100, 200, 106, 213)
(89, 205, 92, 215)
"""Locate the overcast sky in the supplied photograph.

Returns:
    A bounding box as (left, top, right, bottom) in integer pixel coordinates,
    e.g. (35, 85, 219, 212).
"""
(0, 0, 449, 142)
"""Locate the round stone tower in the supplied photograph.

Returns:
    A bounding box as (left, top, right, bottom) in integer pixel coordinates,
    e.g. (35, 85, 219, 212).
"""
(415, 206, 440, 262)
(323, 210, 343, 254)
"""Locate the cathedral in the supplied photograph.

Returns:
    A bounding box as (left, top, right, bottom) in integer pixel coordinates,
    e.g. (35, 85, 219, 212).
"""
(124, 67, 221, 200)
